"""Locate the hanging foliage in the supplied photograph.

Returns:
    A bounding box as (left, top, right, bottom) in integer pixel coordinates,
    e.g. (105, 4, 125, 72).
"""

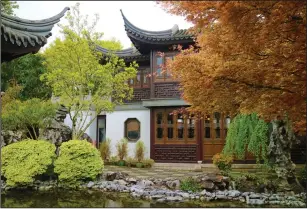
(223, 113, 269, 163)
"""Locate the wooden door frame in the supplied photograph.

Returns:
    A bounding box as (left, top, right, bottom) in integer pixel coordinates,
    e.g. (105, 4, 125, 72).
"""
(96, 115, 106, 149)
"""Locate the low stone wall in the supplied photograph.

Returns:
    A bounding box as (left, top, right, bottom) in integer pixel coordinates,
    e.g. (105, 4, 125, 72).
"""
(1, 172, 306, 207)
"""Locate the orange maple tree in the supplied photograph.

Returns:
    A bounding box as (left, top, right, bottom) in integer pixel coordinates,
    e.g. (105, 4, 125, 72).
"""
(158, 1, 306, 135)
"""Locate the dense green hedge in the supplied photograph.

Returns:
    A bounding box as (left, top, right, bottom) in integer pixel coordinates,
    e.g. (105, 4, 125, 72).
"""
(1, 140, 56, 186)
(54, 140, 104, 187)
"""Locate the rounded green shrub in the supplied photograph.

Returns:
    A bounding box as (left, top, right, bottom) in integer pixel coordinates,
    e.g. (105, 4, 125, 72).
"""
(1, 139, 56, 186)
(54, 140, 103, 187)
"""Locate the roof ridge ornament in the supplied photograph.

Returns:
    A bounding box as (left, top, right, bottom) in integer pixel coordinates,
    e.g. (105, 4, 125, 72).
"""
(171, 24, 179, 35)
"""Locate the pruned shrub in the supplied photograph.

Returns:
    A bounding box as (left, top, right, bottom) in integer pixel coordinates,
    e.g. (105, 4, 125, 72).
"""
(99, 138, 111, 161)
(54, 140, 103, 187)
(212, 153, 233, 173)
(126, 157, 138, 167)
(135, 141, 145, 162)
(1, 139, 56, 186)
(116, 138, 128, 161)
(180, 177, 201, 192)
(109, 156, 119, 165)
(141, 158, 155, 168)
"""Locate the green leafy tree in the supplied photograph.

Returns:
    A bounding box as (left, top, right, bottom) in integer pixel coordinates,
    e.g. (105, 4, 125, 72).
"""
(2, 98, 57, 139)
(223, 113, 269, 164)
(41, 3, 137, 139)
(98, 37, 123, 51)
(59, 3, 123, 51)
(1, 84, 23, 109)
(1, 140, 56, 186)
(1, 54, 52, 100)
(1, 0, 19, 15)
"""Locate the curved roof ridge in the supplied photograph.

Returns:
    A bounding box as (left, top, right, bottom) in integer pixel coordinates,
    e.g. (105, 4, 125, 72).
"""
(96, 46, 141, 56)
(120, 9, 178, 37)
(96, 45, 149, 61)
(1, 7, 70, 26)
(1, 7, 69, 48)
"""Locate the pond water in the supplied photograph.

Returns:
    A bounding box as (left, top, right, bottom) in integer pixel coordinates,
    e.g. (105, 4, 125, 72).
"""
(1, 190, 277, 208)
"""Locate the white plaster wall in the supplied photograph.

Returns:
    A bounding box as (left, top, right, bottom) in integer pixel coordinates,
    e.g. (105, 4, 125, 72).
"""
(64, 111, 97, 141)
(105, 110, 151, 158)
(64, 109, 151, 158)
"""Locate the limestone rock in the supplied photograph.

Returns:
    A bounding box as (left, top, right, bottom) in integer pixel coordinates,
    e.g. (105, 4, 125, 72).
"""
(87, 181, 95, 188)
(137, 180, 154, 188)
(228, 190, 241, 197)
(126, 178, 137, 184)
(166, 180, 180, 190)
(114, 179, 127, 186)
(1, 130, 24, 147)
(105, 172, 117, 181)
(200, 189, 207, 196)
(115, 172, 129, 180)
(201, 180, 215, 190)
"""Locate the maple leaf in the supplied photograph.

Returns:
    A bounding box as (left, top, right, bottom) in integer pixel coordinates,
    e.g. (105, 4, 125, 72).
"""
(157, 1, 306, 134)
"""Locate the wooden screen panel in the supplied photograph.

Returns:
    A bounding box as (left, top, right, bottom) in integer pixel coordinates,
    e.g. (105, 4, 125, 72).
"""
(154, 110, 164, 144)
(186, 115, 197, 144)
(153, 52, 179, 83)
(165, 109, 175, 142)
(142, 68, 150, 88)
(154, 56, 165, 82)
(202, 113, 226, 161)
(154, 108, 197, 145)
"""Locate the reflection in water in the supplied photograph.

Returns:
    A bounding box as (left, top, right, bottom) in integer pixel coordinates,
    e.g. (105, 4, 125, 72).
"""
(1, 190, 151, 208)
(1, 190, 267, 208)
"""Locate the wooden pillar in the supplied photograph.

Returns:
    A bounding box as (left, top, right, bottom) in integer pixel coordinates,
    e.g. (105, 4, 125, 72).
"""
(197, 118, 203, 161)
(150, 108, 154, 160)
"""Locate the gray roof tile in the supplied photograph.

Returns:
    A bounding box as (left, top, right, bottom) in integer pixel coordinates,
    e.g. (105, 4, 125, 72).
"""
(1, 7, 69, 48)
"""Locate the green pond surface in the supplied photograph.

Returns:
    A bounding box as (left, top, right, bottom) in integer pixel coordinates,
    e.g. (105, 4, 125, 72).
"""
(1, 190, 279, 208)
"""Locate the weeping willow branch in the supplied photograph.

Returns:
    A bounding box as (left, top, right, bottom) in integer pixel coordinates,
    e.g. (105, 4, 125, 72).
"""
(223, 113, 269, 164)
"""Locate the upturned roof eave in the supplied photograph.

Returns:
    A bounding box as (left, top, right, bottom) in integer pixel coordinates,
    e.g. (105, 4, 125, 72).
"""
(96, 45, 150, 62)
(1, 7, 69, 62)
(119, 9, 195, 51)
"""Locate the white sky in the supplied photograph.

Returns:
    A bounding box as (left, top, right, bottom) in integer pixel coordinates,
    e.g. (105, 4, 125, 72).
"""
(15, 1, 193, 51)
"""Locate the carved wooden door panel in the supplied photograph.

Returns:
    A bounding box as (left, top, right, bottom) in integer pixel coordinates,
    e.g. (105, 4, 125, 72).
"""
(202, 113, 229, 161)
(152, 108, 199, 162)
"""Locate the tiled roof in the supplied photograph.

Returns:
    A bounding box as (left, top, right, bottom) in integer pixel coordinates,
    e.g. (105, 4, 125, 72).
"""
(1, 7, 69, 48)
(96, 46, 149, 61)
(120, 10, 194, 45)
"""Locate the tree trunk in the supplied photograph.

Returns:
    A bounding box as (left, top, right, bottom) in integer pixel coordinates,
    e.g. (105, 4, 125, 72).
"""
(268, 119, 303, 192)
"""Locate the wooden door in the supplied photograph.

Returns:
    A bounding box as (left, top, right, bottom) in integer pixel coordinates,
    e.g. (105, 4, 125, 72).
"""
(152, 108, 199, 162)
(202, 113, 229, 161)
(96, 115, 106, 149)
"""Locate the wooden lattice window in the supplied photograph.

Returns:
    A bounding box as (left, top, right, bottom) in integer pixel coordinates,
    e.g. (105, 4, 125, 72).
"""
(153, 52, 177, 82)
(154, 108, 197, 144)
(128, 68, 150, 88)
(203, 113, 231, 140)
